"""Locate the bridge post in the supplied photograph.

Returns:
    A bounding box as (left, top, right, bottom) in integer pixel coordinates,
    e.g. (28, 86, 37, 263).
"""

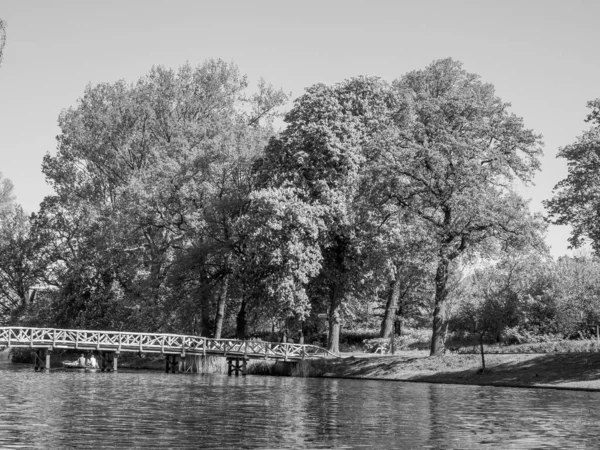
(165, 354, 179, 373)
(178, 355, 186, 373)
(226, 357, 248, 376)
(45, 349, 51, 371)
(113, 352, 119, 372)
(33, 349, 42, 371)
(33, 348, 50, 372)
(100, 352, 116, 372)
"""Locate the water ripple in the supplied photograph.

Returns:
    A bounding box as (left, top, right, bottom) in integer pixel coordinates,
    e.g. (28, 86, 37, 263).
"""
(1, 363, 600, 448)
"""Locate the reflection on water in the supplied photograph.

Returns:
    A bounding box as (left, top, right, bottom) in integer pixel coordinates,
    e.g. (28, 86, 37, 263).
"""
(1, 362, 599, 448)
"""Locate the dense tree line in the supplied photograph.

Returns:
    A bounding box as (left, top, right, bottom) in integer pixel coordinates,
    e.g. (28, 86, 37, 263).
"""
(3, 56, 599, 356)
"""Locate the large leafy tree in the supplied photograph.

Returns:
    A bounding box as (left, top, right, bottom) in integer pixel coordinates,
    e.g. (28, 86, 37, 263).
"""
(553, 252, 600, 337)
(0, 205, 46, 324)
(40, 60, 286, 333)
(380, 58, 544, 355)
(545, 99, 600, 253)
(257, 77, 400, 352)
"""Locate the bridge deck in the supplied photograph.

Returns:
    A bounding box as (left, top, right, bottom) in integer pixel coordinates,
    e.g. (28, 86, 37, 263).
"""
(0, 327, 336, 361)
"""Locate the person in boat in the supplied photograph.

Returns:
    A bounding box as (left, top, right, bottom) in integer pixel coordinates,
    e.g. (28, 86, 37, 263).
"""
(77, 353, 86, 367)
(87, 354, 99, 368)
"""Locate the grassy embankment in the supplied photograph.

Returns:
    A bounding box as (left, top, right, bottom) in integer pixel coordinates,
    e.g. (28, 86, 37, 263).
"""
(300, 329, 600, 391)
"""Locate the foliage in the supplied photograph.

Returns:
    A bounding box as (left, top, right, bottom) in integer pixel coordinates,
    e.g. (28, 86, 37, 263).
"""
(0, 172, 14, 211)
(0, 205, 46, 324)
(235, 187, 323, 320)
(12, 57, 586, 356)
(36, 60, 286, 334)
(0, 18, 5, 67)
(257, 76, 401, 352)
(456, 339, 600, 355)
(546, 99, 600, 253)
(380, 58, 544, 355)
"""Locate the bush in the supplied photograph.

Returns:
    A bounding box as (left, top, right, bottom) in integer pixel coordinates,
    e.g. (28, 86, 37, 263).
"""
(456, 339, 600, 354)
(501, 326, 563, 345)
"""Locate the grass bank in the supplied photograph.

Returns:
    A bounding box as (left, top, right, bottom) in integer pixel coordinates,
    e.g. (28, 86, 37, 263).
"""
(303, 351, 600, 391)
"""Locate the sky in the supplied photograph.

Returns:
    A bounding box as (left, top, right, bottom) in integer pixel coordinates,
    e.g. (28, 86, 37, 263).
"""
(0, 0, 599, 257)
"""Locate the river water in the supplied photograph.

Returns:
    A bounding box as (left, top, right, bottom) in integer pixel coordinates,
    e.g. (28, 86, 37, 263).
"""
(1, 359, 599, 449)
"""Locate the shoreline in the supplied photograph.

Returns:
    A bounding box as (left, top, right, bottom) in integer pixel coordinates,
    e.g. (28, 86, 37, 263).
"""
(319, 372, 600, 393)
(5, 347, 600, 392)
(307, 351, 600, 392)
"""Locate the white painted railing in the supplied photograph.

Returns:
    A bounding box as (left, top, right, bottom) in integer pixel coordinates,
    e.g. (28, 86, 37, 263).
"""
(0, 327, 336, 361)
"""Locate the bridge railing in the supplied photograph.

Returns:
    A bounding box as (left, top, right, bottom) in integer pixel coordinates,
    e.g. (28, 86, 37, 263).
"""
(0, 327, 337, 361)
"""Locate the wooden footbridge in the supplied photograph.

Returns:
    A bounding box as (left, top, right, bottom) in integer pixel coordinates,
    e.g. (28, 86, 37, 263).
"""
(0, 327, 336, 375)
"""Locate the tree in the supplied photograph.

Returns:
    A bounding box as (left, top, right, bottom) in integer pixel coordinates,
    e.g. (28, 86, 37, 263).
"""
(545, 99, 600, 253)
(553, 252, 600, 337)
(233, 188, 324, 336)
(40, 60, 286, 333)
(375, 220, 436, 340)
(381, 58, 544, 355)
(450, 253, 547, 369)
(257, 76, 400, 352)
(0, 172, 14, 211)
(0, 205, 46, 324)
(0, 18, 6, 67)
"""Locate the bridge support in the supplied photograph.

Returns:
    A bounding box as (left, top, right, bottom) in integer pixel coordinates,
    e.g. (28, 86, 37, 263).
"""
(227, 356, 248, 376)
(33, 348, 50, 371)
(165, 354, 181, 373)
(100, 352, 118, 372)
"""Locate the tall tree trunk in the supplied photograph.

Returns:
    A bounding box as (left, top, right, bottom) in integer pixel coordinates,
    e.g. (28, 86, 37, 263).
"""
(236, 296, 246, 340)
(479, 332, 486, 371)
(327, 280, 342, 353)
(430, 255, 451, 356)
(326, 237, 347, 354)
(380, 264, 402, 338)
(213, 274, 229, 339)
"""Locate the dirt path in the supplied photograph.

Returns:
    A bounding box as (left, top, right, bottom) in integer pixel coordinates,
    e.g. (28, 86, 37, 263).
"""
(310, 351, 600, 390)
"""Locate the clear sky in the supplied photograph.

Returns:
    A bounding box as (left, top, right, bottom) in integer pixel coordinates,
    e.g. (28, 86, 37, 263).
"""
(1, 0, 598, 257)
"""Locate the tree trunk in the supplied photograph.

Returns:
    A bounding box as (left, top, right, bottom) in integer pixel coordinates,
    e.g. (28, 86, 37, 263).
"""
(443, 321, 450, 346)
(236, 297, 246, 340)
(327, 281, 342, 353)
(213, 274, 229, 339)
(430, 255, 451, 356)
(380, 264, 402, 339)
(479, 333, 486, 371)
(326, 237, 347, 354)
(397, 316, 403, 340)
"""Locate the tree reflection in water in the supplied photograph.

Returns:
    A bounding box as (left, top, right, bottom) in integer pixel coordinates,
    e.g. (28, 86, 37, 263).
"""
(0, 363, 599, 448)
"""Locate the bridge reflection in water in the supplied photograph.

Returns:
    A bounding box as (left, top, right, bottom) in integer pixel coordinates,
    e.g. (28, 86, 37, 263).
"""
(0, 327, 336, 375)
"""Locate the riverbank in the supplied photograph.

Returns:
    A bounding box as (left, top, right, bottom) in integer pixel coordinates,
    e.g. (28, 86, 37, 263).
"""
(308, 351, 600, 391)
(6, 346, 600, 391)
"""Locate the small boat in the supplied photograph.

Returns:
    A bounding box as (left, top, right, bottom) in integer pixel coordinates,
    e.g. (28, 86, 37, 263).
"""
(62, 361, 100, 371)
(62, 361, 86, 369)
